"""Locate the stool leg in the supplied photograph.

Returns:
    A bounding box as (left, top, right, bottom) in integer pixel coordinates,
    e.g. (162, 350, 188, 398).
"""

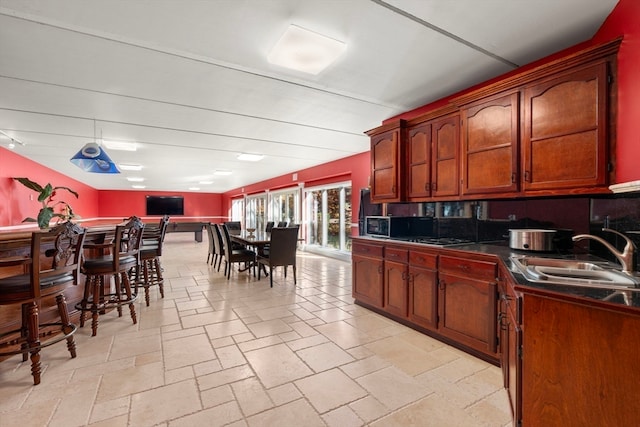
(154, 258, 165, 298)
(91, 276, 101, 336)
(56, 294, 77, 358)
(143, 259, 151, 306)
(122, 272, 137, 325)
(26, 301, 41, 385)
(79, 275, 93, 328)
(20, 304, 29, 361)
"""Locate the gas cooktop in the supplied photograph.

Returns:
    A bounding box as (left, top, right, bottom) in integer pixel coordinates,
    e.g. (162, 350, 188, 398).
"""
(402, 237, 474, 247)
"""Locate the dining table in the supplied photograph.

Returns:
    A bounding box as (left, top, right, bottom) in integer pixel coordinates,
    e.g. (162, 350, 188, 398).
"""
(230, 230, 272, 276)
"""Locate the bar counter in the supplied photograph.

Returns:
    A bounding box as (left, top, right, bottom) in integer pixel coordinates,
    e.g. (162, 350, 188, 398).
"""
(0, 220, 123, 339)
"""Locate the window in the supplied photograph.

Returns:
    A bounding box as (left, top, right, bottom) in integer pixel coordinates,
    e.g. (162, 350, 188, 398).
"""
(269, 187, 300, 226)
(245, 193, 267, 231)
(304, 182, 352, 252)
(231, 198, 244, 226)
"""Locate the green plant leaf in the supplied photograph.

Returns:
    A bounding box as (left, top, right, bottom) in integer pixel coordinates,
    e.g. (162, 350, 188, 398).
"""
(38, 183, 53, 203)
(37, 207, 54, 229)
(53, 186, 79, 198)
(14, 177, 44, 193)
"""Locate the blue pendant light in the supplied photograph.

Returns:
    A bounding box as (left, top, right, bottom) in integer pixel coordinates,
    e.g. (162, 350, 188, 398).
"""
(70, 142, 120, 173)
(70, 120, 120, 173)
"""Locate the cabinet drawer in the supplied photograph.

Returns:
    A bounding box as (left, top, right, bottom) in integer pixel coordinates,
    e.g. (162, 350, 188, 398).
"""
(385, 247, 408, 263)
(440, 255, 497, 281)
(352, 242, 384, 258)
(409, 251, 437, 269)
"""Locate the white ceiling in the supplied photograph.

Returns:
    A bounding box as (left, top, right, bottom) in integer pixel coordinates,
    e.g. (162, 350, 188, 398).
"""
(0, 0, 618, 193)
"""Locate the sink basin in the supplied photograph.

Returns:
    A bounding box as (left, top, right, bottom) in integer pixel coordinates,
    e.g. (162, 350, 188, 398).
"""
(510, 256, 640, 290)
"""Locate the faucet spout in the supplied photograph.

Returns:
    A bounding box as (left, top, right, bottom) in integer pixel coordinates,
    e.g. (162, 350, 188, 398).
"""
(572, 228, 636, 274)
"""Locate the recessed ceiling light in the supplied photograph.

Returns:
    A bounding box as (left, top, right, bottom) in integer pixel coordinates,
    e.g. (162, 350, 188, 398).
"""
(214, 170, 232, 176)
(188, 187, 200, 191)
(199, 181, 214, 185)
(103, 140, 137, 151)
(237, 153, 264, 162)
(268, 24, 346, 74)
(119, 163, 143, 171)
(126, 177, 145, 182)
(131, 185, 146, 189)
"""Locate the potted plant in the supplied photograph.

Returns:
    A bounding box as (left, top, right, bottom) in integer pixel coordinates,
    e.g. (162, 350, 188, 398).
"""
(14, 177, 79, 229)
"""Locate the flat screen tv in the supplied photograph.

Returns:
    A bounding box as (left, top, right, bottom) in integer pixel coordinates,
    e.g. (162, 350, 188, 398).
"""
(146, 196, 184, 216)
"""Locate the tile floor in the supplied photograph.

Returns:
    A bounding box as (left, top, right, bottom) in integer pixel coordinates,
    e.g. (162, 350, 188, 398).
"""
(0, 233, 513, 427)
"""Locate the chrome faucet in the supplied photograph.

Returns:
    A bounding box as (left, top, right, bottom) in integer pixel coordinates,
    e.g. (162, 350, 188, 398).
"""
(572, 228, 636, 274)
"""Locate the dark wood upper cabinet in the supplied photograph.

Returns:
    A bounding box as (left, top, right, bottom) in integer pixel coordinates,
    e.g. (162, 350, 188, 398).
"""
(461, 92, 520, 196)
(367, 39, 620, 203)
(367, 120, 406, 203)
(431, 113, 460, 198)
(407, 121, 432, 200)
(522, 62, 609, 192)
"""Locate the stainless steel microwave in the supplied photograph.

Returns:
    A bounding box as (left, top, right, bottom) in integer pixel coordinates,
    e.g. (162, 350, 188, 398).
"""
(364, 216, 433, 239)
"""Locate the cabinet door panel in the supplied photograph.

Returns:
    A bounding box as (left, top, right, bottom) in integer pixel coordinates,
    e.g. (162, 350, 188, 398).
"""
(384, 260, 408, 318)
(523, 63, 608, 191)
(439, 273, 497, 355)
(408, 265, 438, 330)
(432, 115, 460, 197)
(462, 92, 519, 195)
(352, 255, 383, 308)
(371, 127, 403, 202)
(407, 123, 431, 200)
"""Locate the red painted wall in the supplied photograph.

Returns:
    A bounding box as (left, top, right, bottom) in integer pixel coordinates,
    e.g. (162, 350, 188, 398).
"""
(97, 190, 223, 221)
(0, 147, 99, 226)
(384, 0, 640, 184)
(591, 0, 640, 182)
(221, 152, 371, 231)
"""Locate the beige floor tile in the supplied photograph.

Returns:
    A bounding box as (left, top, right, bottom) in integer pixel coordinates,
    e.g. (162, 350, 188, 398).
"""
(89, 396, 131, 424)
(349, 395, 389, 424)
(369, 394, 479, 427)
(169, 401, 244, 427)
(129, 379, 201, 425)
(296, 341, 355, 372)
(0, 398, 58, 427)
(365, 335, 446, 376)
(295, 368, 367, 414)
(266, 382, 303, 406)
(322, 405, 365, 427)
(315, 320, 375, 349)
(196, 364, 255, 391)
(215, 344, 246, 369)
(204, 319, 249, 338)
(244, 343, 312, 388)
(246, 398, 325, 427)
(201, 384, 235, 409)
(162, 333, 217, 370)
(285, 333, 329, 351)
(109, 332, 161, 360)
(340, 355, 391, 379)
(245, 318, 292, 338)
(231, 377, 274, 416)
(356, 366, 431, 411)
(96, 362, 165, 402)
(182, 310, 239, 330)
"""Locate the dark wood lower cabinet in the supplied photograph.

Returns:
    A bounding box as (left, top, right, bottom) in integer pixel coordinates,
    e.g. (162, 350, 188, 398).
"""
(438, 255, 498, 358)
(408, 250, 438, 331)
(520, 291, 640, 426)
(352, 241, 384, 308)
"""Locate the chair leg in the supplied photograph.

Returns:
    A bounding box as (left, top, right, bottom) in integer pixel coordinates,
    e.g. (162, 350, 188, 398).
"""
(293, 265, 297, 285)
(284, 266, 287, 278)
(20, 303, 29, 361)
(269, 266, 274, 288)
(25, 301, 41, 385)
(56, 293, 77, 358)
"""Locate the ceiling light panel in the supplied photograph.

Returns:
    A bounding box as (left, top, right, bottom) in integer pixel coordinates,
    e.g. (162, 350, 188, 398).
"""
(268, 25, 346, 74)
(237, 153, 264, 162)
(214, 170, 232, 176)
(102, 140, 137, 151)
(119, 163, 143, 171)
(126, 177, 145, 182)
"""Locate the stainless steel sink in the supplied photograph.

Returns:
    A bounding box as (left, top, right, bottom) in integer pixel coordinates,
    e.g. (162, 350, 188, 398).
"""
(510, 256, 640, 290)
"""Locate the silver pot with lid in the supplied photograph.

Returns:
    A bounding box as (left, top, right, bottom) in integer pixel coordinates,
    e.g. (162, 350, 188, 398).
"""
(509, 229, 558, 252)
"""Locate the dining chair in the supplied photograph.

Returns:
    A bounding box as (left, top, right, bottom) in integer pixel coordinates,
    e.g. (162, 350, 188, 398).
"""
(224, 221, 242, 235)
(221, 224, 256, 280)
(257, 227, 299, 287)
(0, 221, 86, 385)
(133, 215, 169, 306)
(76, 216, 144, 336)
(212, 224, 225, 272)
(265, 221, 275, 232)
(276, 221, 288, 228)
(206, 223, 216, 265)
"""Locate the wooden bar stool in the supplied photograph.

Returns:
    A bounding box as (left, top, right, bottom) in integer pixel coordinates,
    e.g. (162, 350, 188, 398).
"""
(76, 216, 144, 336)
(0, 222, 86, 385)
(132, 216, 169, 306)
